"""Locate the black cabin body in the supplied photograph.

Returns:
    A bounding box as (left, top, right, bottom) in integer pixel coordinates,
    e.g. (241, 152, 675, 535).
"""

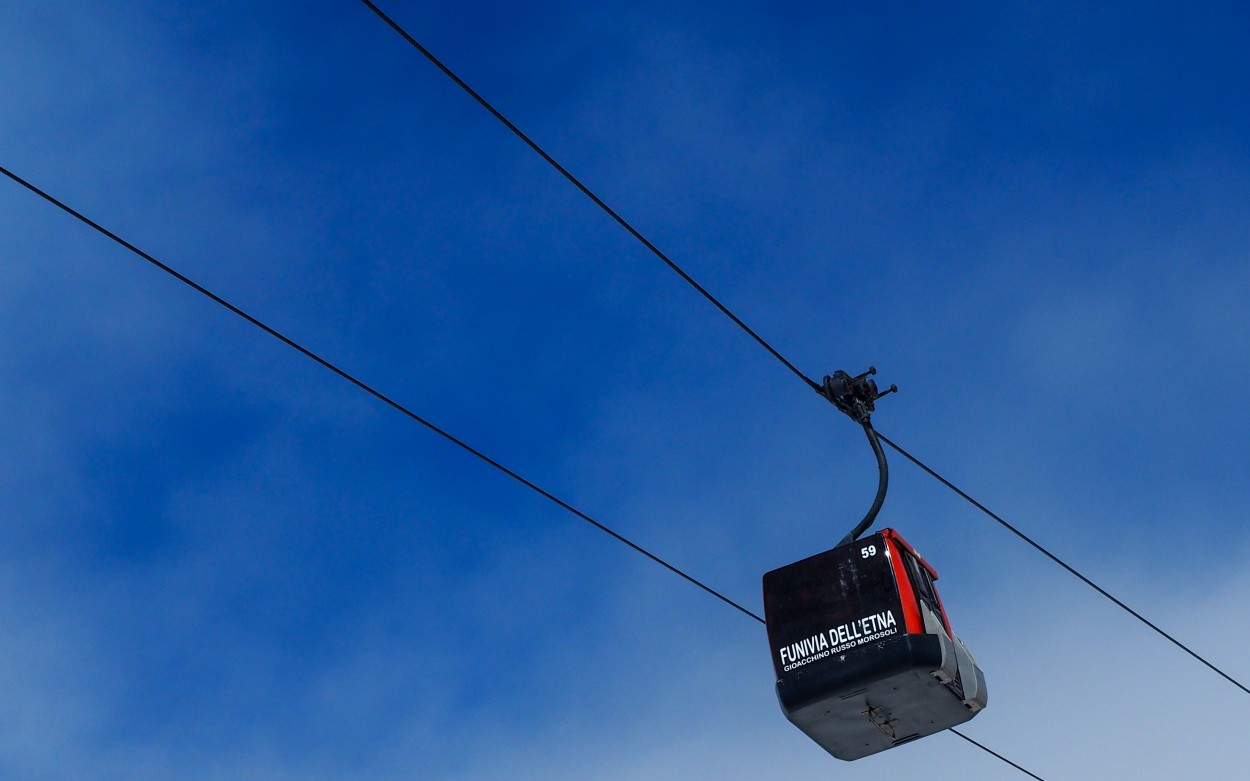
(762, 529, 986, 760)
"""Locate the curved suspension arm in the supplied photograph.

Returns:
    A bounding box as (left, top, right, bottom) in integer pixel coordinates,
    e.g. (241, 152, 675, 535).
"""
(838, 421, 888, 546)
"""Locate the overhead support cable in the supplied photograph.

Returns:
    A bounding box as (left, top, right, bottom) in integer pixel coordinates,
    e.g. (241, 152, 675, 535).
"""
(356, 0, 820, 393)
(875, 431, 1250, 697)
(949, 729, 1047, 781)
(4, 162, 1045, 780)
(0, 163, 761, 625)
(355, 1, 1250, 701)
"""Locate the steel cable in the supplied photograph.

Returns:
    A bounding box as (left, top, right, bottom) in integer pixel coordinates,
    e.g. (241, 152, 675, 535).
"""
(353, 0, 1250, 703)
(4, 160, 1044, 779)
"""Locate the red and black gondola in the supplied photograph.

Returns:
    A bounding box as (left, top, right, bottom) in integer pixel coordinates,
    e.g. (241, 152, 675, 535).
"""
(762, 369, 986, 760)
(763, 528, 986, 760)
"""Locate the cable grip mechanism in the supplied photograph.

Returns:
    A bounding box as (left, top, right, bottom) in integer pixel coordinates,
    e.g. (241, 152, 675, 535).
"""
(820, 366, 897, 423)
(819, 367, 898, 546)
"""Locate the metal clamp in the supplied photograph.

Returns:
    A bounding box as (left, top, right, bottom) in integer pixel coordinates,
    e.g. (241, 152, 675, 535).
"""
(819, 366, 897, 424)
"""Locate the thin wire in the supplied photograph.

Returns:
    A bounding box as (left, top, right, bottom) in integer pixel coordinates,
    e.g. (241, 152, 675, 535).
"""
(5, 162, 1043, 779)
(356, 0, 821, 394)
(876, 430, 1250, 697)
(354, 0, 1250, 704)
(950, 729, 1047, 781)
(0, 163, 763, 625)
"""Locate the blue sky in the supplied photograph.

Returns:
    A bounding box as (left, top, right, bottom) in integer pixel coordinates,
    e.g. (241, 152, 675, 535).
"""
(2, 1, 1249, 778)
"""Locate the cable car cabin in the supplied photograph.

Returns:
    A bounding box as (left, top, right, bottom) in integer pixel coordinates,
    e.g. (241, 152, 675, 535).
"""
(763, 528, 986, 760)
